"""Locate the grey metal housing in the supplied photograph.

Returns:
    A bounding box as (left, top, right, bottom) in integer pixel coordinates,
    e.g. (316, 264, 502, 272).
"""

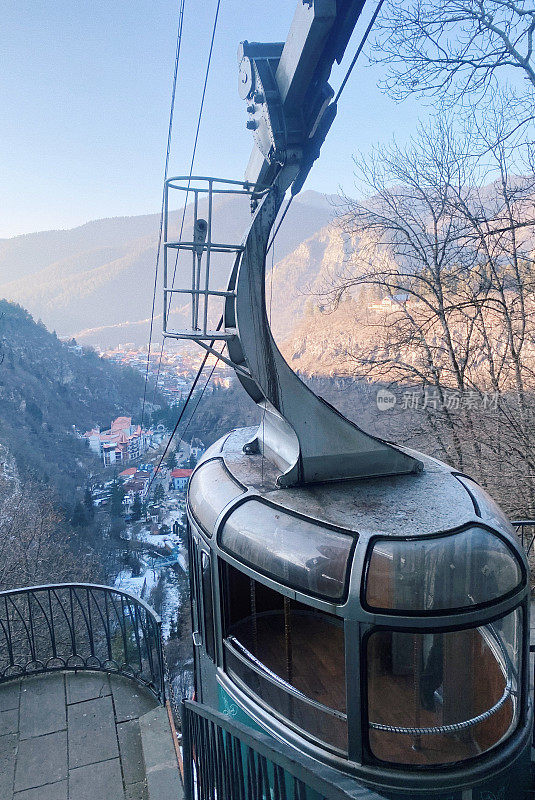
(186, 428, 532, 797)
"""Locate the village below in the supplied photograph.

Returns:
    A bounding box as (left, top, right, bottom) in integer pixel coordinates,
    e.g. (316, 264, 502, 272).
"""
(76, 410, 206, 689)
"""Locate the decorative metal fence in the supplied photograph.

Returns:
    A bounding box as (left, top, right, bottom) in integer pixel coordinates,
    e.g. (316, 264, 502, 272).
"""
(0, 583, 165, 702)
(181, 699, 382, 800)
(512, 521, 535, 558)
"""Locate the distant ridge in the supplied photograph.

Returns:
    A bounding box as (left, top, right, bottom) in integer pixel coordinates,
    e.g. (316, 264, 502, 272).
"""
(0, 191, 337, 348)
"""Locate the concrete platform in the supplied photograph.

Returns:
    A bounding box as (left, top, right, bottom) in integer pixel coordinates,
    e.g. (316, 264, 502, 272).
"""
(0, 671, 177, 800)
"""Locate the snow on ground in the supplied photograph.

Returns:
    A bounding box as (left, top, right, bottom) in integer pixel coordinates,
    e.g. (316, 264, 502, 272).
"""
(114, 493, 188, 639)
(136, 528, 178, 550)
(114, 567, 159, 600)
(115, 556, 187, 639)
(160, 578, 183, 639)
(162, 507, 184, 528)
(127, 499, 185, 552)
(175, 553, 188, 573)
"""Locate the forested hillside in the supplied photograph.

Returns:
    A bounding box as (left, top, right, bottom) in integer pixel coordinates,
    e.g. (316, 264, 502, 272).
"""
(0, 300, 146, 499)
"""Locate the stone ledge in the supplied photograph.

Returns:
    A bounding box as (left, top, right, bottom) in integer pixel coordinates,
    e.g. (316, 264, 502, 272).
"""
(139, 706, 184, 800)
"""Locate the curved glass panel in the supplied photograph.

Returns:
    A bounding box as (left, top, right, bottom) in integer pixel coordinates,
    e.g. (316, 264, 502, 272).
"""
(366, 608, 522, 766)
(220, 500, 355, 599)
(366, 527, 522, 612)
(223, 565, 347, 752)
(456, 476, 516, 535)
(188, 459, 244, 536)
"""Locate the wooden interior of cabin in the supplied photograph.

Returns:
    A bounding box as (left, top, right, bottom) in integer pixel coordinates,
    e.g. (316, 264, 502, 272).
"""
(223, 561, 516, 764)
(367, 628, 513, 765)
(365, 546, 516, 765)
(224, 564, 348, 751)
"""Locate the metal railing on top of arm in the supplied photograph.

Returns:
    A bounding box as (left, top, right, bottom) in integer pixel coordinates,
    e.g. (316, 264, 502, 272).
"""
(0, 583, 165, 703)
(181, 699, 384, 800)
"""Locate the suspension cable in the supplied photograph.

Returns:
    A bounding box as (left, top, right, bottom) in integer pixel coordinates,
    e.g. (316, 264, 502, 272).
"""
(152, 0, 222, 403)
(147, 317, 223, 493)
(263, 0, 382, 260)
(169, 0, 222, 295)
(266, 195, 294, 256)
(179, 349, 222, 443)
(333, 0, 385, 105)
(141, 0, 186, 429)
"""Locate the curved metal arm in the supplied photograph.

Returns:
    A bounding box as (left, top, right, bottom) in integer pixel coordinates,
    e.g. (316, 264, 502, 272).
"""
(223, 172, 421, 486)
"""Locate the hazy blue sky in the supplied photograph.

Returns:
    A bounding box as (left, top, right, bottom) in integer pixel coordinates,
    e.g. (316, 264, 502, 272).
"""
(1, 0, 427, 238)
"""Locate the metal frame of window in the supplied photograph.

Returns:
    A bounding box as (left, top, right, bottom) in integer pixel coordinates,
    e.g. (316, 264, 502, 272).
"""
(361, 521, 526, 617)
(359, 601, 527, 771)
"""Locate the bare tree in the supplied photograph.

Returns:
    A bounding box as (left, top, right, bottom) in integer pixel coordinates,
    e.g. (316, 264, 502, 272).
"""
(0, 480, 98, 591)
(326, 119, 535, 516)
(372, 0, 535, 109)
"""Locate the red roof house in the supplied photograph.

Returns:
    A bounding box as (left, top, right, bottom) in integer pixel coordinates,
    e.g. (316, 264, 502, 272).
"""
(170, 468, 193, 490)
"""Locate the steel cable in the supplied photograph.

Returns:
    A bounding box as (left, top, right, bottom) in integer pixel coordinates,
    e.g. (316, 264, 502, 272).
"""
(152, 0, 222, 403)
(141, 0, 187, 429)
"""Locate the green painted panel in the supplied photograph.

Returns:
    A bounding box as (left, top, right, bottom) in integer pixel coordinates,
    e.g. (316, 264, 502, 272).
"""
(218, 683, 264, 733)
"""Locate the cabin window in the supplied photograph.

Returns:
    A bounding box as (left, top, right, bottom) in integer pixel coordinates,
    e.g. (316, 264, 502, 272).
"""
(190, 536, 215, 661)
(222, 563, 348, 753)
(201, 551, 215, 661)
(366, 608, 521, 766)
(220, 500, 355, 600)
(365, 528, 522, 612)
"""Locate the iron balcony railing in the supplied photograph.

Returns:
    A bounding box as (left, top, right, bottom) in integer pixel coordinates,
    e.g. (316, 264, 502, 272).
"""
(0, 583, 165, 703)
(512, 520, 535, 557)
(181, 699, 384, 800)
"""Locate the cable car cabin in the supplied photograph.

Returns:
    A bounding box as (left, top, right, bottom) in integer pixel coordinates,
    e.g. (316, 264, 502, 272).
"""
(186, 427, 532, 800)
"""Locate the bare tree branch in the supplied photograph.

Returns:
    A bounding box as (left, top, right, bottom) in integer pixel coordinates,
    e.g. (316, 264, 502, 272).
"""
(372, 0, 535, 110)
(326, 117, 535, 516)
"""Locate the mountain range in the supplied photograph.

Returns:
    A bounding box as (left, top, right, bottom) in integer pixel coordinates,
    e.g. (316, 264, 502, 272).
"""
(0, 191, 342, 350)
